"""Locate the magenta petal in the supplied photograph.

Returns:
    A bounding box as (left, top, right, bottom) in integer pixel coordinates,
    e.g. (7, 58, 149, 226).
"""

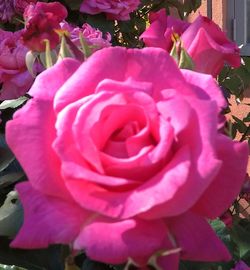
(74, 216, 167, 265)
(64, 146, 191, 218)
(168, 211, 231, 262)
(11, 182, 89, 249)
(181, 69, 227, 110)
(6, 99, 71, 199)
(29, 58, 81, 101)
(54, 47, 186, 112)
(193, 135, 249, 219)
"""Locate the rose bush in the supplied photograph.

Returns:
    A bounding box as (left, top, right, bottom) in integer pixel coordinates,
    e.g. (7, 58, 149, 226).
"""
(80, 0, 140, 21)
(0, 29, 35, 100)
(140, 9, 240, 77)
(6, 47, 248, 269)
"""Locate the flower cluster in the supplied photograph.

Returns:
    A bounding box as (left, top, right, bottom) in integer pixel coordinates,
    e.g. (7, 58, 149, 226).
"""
(141, 9, 240, 77)
(0, 1, 249, 270)
(6, 47, 248, 269)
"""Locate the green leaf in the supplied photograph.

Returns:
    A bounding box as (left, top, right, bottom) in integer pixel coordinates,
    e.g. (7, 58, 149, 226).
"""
(231, 223, 250, 259)
(0, 191, 23, 238)
(0, 172, 25, 189)
(232, 116, 248, 133)
(179, 47, 194, 70)
(58, 34, 74, 60)
(0, 264, 27, 270)
(25, 51, 38, 78)
(0, 96, 28, 110)
(243, 112, 250, 122)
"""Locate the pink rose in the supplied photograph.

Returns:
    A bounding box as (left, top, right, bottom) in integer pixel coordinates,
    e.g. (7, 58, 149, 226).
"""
(22, 1, 67, 52)
(80, 0, 140, 21)
(141, 10, 240, 77)
(60, 22, 111, 52)
(0, 29, 34, 100)
(6, 47, 248, 269)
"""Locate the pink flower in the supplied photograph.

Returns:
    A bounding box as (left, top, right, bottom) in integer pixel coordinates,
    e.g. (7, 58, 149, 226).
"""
(141, 10, 240, 77)
(61, 22, 111, 52)
(0, 29, 34, 100)
(80, 0, 140, 21)
(0, 0, 36, 22)
(22, 1, 67, 52)
(6, 47, 248, 269)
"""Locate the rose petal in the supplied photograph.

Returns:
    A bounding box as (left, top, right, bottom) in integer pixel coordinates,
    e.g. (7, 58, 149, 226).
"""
(29, 58, 81, 101)
(74, 216, 167, 265)
(11, 182, 89, 249)
(6, 99, 71, 199)
(181, 69, 227, 110)
(168, 211, 231, 261)
(54, 47, 186, 112)
(64, 146, 191, 218)
(192, 135, 249, 218)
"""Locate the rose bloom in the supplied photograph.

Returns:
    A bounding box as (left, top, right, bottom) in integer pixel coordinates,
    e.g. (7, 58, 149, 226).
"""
(140, 9, 240, 77)
(60, 22, 111, 53)
(0, 29, 35, 100)
(22, 1, 67, 52)
(6, 47, 248, 269)
(80, 0, 140, 21)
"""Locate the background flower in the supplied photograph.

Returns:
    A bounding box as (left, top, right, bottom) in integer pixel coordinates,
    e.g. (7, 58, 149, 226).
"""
(0, 29, 35, 100)
(140, 9, 240, 77)
(60, 21, 111, 53)
(22, 1, 67, 51)
(80, 0, 141, 21)
(6, 47, 248, 269)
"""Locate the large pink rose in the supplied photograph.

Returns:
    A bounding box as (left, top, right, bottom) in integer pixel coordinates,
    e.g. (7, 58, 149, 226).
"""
(140, 10, 240, 77)
(80, 0, 140, 21)
(0, 29, 34, 100)
(6, 47, 248, 269)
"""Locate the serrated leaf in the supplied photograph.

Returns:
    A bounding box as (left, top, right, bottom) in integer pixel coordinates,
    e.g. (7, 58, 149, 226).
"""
(0, 97, 28, 110)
